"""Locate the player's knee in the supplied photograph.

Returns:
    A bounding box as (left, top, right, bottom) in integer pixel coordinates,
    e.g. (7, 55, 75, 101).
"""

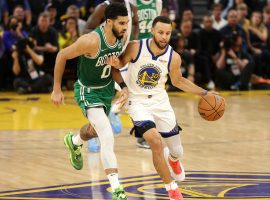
(80, 123, 97, 141)
(170, 145, 184, 158)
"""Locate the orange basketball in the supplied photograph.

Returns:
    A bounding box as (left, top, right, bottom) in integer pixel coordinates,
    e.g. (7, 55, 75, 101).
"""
(198, 93, 225, 121)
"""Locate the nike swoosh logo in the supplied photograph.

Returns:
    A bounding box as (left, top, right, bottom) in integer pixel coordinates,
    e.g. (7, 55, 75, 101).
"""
(101, 49, 107, 52)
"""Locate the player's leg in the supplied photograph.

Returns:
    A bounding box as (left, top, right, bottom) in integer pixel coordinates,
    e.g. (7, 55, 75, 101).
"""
(154, 100, 185, 182)
(132, 121, 183, 200)
(86, 107, 127, 200)
(128, 101, 183, 200)
(163, 134, 185, 182)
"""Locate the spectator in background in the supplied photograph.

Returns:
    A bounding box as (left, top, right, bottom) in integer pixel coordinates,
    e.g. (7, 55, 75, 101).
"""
(0, 32, 6, 90)
(181, 9, 201, 32)
(211, 3, 227, 30)
(11, 35, 53, 94)
(0, 0, 9, 29)
(2, 16, 26, 89)
(30, 12, 58, 75)
(236, 3, 250, 31)
(58, 16, 79, 50)
(178, 20, 200, 83)
(215, 32, 254, 90)
(178, 0, 193, 18)
(199, 15, 222, 89)
(263, 5, 270, 33)
(46, 3, 62, 31)
(248, 10, 270, 78)
(2, 16, 27, 53)
(170, 31, 195, 83)
(51, 0, 76, 21)
(58, 16, 79, 89)
(6, 0, 32, 28)
(65, 5, 86, 35)
(13, 5, 31, 31)
(179, 20, 199, 59)
(28, 0, 47, 25)
(220, 9, 248, 52)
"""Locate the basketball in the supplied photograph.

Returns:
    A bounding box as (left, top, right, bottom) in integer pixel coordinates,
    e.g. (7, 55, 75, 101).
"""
(198, 94, 225, 121)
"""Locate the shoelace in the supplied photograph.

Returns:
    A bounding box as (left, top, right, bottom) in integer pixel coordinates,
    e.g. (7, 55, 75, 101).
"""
(74, 146, 82, 159)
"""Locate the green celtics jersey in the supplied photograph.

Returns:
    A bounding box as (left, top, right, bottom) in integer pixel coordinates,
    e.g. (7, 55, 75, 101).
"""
(77, 25, 123, 87)
(136, 0, 159, 39)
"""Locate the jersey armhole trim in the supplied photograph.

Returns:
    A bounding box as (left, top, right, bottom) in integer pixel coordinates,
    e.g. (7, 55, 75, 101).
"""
(167, 47, 173, 72)
(131, 40, 142, 63)
(84, 31, 101, 59)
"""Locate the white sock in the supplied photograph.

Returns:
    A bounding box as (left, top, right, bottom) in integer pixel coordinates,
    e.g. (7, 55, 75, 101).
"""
(107, 173, 120, 191)
(72, 134, 83, 146)
(165, 181, 178, 191)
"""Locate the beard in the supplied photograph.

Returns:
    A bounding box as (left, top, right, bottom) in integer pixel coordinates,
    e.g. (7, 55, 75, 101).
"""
(112, 26, 124, 40)
(153, 35, 168, 50)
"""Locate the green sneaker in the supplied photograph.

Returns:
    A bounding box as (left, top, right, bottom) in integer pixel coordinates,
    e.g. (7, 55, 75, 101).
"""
(112, 186, 127, 200)
(64, 132, 83, 170)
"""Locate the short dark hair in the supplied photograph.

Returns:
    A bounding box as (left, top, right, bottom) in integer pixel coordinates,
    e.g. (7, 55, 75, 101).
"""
(105, 2, 128, 20)
(152, 16, 172, 27)
(211, 3, 223, 10)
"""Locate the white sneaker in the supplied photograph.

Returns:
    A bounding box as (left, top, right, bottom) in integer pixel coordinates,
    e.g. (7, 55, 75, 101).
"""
(164, 147, 185, 182)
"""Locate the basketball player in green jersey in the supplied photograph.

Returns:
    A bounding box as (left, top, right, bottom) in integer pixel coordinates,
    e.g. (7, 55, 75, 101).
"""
(51, 3, 129, 200)
(131, 0, 162, 39)
(83, 0, 139, 152)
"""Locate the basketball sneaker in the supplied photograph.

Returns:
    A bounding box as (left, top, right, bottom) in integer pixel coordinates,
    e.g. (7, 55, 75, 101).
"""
(112, 186, 128, 200)
(168, 188, 184, 200)
(136, 137, 150, 149)
(164, 147, 185, 182)
(64, 132, 83, 170)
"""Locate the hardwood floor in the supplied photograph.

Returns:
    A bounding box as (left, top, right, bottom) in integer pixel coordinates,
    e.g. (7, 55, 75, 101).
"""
(0, 90, 269, 199)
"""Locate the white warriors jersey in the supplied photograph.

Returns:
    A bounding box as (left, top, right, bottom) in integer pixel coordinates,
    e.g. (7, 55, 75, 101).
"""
(126, 38, 173, 97)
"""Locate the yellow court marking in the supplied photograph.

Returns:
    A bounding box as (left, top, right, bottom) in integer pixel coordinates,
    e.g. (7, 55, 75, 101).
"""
(0, 90, 269, 130)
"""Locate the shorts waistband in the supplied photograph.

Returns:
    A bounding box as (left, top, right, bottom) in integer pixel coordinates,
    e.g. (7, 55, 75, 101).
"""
(77, 79, 112, 89)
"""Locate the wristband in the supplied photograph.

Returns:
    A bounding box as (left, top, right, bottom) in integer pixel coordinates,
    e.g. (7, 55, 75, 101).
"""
(119, 82, 127, 89)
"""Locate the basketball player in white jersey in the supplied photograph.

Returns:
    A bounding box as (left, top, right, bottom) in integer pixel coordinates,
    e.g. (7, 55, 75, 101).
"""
(107, 16, 218, 200)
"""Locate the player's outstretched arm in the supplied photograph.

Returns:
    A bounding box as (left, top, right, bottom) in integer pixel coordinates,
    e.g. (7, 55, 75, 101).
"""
(107, 40, 140, 68)
(51, 34, 98, 106)
(169, 51, 208, 96)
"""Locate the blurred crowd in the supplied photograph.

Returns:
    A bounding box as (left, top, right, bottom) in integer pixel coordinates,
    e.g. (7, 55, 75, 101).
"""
(1, 0, 270, 94)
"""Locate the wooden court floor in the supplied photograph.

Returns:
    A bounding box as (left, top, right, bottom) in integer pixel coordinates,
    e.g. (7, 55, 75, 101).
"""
(0, 90, 270, 200)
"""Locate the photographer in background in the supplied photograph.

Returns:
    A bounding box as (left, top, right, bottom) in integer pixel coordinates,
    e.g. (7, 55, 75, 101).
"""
(2, 16, 27, 53)
(1, 16, 27, 90)
(11, 35, 53, 94)
(30, 12, 58, 76)
(215, 32, 254, 90)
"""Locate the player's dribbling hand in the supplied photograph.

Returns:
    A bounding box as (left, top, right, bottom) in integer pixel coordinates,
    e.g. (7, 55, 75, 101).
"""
(51, 90, 65, 106)
(106, 55, 121, 68)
